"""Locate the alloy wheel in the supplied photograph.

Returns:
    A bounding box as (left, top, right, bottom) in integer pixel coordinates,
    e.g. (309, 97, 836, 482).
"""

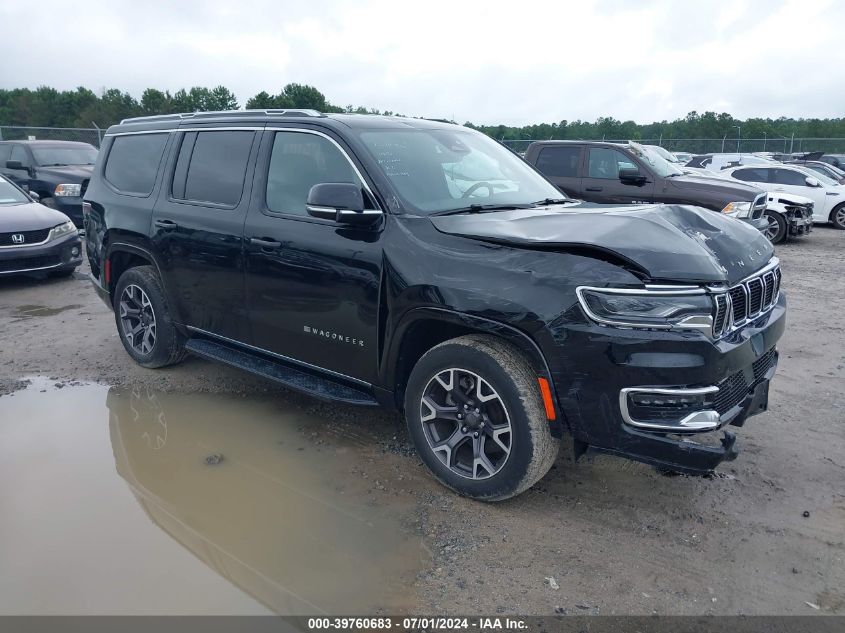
(835, 207, 845, 228)
(419, 368, 512, 480)
(119, 284, 157, 355)
(763, 215, 780, 241)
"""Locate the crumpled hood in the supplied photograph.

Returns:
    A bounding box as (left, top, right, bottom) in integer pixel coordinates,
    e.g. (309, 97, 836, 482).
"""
(0, 201, 72, 231)
(429, 202, 774, 286)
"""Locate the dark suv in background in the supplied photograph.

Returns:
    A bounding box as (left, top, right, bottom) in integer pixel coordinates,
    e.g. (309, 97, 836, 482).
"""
(0, 140, 98, 228)
(84, 110, 786, 500)
(524, 140, 769, 232)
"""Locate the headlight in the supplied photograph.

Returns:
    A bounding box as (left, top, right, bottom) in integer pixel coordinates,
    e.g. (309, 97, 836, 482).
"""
(54, 183, 82, 197)
(722, 201, 752, 218)
(47, 221, 77, 241)
(577, 287, 714, 330)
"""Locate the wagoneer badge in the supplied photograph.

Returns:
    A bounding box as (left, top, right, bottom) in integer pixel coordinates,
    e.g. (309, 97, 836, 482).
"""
(303, 325, 364, 347)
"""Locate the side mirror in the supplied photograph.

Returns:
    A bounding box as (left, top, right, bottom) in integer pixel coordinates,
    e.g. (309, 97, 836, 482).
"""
(619, 167, 646, 185)
(28, 191, 40, 201)
(805, 176, 821, 187)
(306, 183, 382, 225)
(5, 160, 26, 170)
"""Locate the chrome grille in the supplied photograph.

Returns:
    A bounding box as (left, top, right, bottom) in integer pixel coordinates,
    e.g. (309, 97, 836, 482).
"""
(712, 260, 781, 337)
(751, 193, 767, 220)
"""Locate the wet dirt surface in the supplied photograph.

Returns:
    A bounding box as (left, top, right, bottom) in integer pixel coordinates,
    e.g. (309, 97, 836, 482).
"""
(0, 229, 844, 615)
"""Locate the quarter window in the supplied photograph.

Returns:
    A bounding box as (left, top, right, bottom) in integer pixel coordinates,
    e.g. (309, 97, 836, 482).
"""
(587, 148, 636, 179)
(535, 146, 581, 178)
(172, 131, 255, 207)
(266, 131, 362, 216)
(104, 133, 169, 195)
(0, 145, 12, 162)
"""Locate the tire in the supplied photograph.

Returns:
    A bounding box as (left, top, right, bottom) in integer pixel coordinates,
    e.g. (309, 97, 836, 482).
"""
(762, 211, 787, 243)
(404, 334, 559, 501)
(113, 265, 186, 369)
(830, 204, 845, 230)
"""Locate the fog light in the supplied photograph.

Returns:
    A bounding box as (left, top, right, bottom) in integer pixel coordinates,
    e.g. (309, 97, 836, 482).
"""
(620, 386, 720, 432)
(71, 247, 80, 257)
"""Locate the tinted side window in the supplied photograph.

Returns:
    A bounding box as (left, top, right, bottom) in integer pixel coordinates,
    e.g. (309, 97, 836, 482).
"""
(535, 146, 581, 178)
(173, 131, 254, 207)
(266, 131, 361, 216)
(104, 133, 169, 195)
(771, 168, 809, 186)
(587, 148, 635, 179)
(732, 168, 769, 183)
(0, 145, 11, 162)
(10, 145, 28, 164)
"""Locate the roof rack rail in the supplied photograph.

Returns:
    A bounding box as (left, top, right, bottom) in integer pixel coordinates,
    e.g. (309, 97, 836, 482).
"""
(119, 109, 325, 125)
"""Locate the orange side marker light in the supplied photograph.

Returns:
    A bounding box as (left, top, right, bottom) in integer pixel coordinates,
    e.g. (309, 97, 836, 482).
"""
(538, 377, 556, 421)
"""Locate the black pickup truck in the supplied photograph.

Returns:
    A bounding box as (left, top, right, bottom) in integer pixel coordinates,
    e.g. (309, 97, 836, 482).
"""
(524, 140, 770, 234)
(84, 111, 785, 500)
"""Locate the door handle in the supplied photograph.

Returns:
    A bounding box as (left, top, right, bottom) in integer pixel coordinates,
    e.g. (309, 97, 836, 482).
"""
(250, 237, 282, 249)
(154, 219, 178, 230)
(585, 186, 603, 192)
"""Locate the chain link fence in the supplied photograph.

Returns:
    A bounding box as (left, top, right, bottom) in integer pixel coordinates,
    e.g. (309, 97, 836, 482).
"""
(0, 126, 103, 147)
(2, 126, 844, 157)
(500, 137, 845, 156)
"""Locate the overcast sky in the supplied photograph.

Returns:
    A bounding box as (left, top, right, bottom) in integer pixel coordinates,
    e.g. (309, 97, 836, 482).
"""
(1, 0, 842, 125)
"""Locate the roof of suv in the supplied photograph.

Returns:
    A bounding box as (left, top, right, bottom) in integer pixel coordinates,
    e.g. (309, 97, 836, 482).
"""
(105, 110, 463, 136)
(527, 140, 628, 149)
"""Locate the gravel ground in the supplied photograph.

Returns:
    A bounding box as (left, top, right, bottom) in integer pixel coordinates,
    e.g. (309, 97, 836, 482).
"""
(1, 228, 843, 615)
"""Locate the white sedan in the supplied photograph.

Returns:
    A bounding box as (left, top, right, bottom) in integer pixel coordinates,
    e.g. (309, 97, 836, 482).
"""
(720, 164, 845, 229)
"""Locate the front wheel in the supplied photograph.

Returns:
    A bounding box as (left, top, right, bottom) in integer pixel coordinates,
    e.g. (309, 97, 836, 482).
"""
(831, 204, 845, 230)
(404, 334, 559, 501)
(762, 211, 787, 243)
(113, 266, 186, 368)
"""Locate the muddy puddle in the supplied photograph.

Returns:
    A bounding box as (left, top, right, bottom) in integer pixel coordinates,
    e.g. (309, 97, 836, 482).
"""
(0, 378, 427, 615)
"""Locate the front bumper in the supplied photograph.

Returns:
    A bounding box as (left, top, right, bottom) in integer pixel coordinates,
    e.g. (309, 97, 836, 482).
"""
(0, 232, 82, 276)
(549, 292, 786, 474)
(786, 208, 813, 237)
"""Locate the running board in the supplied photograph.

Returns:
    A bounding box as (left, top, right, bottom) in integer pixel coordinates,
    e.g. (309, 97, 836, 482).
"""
(184, 338, 379, 407)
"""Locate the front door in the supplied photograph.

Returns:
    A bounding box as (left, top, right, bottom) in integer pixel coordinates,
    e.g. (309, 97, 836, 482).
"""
(580, 147, 655, 204)
(151, 128, 259, 341)
(243, 128, 384, 384)
(768, 167, 829, 222)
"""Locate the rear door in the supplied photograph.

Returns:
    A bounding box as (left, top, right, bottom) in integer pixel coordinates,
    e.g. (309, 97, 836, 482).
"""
(243, 127, 384, 384)
(151, 127, 260, 341)
(581, 146, 655, 204)
(531, 145, 583, 197)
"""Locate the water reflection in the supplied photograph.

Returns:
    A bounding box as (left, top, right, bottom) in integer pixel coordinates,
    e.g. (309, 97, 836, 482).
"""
(107, 385, 425, 614)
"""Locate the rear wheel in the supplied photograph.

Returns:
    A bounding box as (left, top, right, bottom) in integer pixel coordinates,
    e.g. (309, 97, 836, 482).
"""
(762, 211, 787, 243)
(404, 334, 559, 501)
(113, 266, 186, 368)
(831, 204, 845, 230)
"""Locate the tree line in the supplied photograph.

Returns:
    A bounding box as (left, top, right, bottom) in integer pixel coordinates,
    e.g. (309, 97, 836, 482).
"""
(1, 84, 844, 142)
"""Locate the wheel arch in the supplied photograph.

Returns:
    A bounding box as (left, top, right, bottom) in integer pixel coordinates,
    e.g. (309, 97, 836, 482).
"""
(383, 308, 563, 435)
(830, 201, 845, 227)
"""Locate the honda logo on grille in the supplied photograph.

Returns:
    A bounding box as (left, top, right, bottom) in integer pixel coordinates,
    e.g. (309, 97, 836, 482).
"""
(11, 234, 25, 244)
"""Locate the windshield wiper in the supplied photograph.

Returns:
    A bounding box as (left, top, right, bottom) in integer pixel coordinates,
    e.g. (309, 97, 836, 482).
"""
(531, 197, 575, 206)
(431, 203, 535, 217)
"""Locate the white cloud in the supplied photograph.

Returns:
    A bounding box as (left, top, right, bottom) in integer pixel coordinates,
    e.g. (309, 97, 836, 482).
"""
(0, 0, 842, 125)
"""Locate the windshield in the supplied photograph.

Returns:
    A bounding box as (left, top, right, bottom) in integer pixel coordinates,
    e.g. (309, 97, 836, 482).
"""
(356, 128, 562, 214)
(631, 143, 684, 177)
(0, 178, 30, 204)
(31, 146, 98, 166)
(646, 145, 681, 163)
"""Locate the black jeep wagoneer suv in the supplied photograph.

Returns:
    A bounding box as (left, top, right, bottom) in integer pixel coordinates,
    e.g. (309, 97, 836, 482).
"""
(84, 110, 785, 500)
